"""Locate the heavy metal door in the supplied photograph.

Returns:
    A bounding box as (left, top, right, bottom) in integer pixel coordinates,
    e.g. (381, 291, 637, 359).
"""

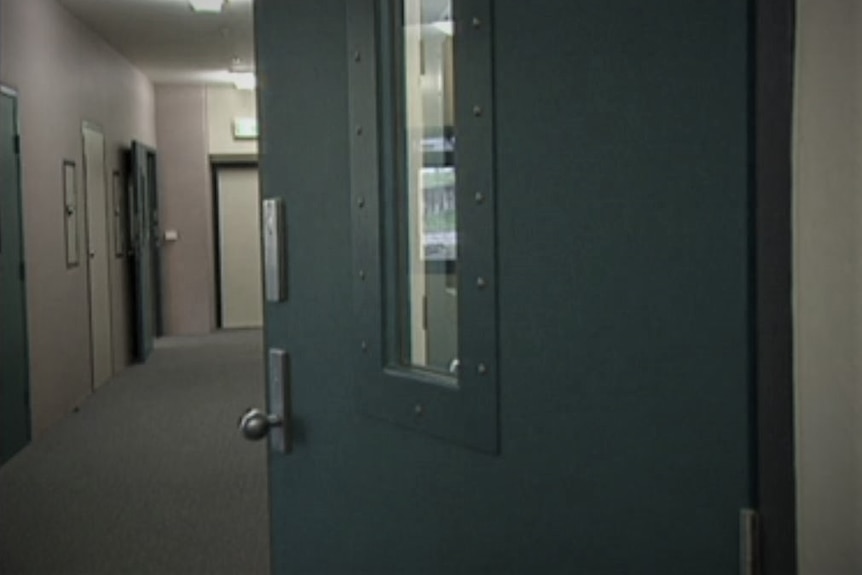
(129, 141, 155, 361)
(0, 88, 30, 465)
(254, 1, 756, 572)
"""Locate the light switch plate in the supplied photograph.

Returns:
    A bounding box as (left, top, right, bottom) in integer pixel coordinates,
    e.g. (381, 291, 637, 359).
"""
(268, 348, 292, 454)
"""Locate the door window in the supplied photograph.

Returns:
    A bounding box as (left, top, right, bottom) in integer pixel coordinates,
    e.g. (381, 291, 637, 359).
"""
(348, 0, 499, 452)
(398, 0, 458, 374)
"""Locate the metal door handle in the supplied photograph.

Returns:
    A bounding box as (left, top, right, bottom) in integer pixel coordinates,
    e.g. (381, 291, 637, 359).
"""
(239, 350, 292, 453)
(239, 408, 283, 441)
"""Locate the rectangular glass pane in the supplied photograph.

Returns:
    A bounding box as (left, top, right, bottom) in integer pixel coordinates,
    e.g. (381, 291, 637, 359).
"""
(400, 0, 457, 374)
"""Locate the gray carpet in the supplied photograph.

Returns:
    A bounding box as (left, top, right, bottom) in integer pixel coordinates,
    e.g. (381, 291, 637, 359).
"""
(0, 330, 270, 575)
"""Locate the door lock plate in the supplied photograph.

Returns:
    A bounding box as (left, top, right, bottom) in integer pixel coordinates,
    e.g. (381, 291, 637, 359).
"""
(268, 348, 292, 453)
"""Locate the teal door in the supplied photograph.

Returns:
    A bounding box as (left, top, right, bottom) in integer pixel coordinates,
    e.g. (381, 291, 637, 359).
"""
(146, 151, 164, 337)
(0, 88, 31, 465)
(129, 141, 155, 361)
(256, 1, 755, 572)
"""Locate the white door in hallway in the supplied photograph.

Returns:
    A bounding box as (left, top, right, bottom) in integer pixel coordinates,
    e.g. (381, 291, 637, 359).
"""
(83, 123, 113, 388)
(217, 168, 263, 329)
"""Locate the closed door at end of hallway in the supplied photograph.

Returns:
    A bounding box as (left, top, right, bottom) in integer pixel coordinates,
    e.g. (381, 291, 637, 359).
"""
(217, 167, 263, 329)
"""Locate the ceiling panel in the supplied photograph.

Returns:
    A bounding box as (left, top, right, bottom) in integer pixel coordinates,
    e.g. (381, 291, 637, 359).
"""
(56, 0, 255, 84)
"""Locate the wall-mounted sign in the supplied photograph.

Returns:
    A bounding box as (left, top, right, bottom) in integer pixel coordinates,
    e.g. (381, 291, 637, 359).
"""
(233, 117, 259, 140)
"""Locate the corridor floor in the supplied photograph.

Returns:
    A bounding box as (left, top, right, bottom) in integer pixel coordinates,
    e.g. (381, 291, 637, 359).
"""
(0, 330, 270, 575)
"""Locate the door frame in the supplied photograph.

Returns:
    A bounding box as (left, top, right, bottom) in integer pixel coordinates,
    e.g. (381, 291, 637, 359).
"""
(81, 120, 114, 390)
(754, 0, 797, 572)
(210, 158, 259, 330)
(0, 84, 32, 464)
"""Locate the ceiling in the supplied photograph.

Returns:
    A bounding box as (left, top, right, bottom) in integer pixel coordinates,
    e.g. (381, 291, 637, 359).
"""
(56, 0, 255, 85)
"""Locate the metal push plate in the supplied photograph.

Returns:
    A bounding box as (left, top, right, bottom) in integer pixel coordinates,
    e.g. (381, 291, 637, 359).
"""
(263, 198, 287, 302)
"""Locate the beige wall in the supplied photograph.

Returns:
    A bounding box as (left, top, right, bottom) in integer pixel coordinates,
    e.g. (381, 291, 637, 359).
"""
(155, 85, 217, 335)
(206, 86, 258, 157)
(156, 85, 258, 336)
(0, 0, 156, 437)
(793, 0, 862, 572)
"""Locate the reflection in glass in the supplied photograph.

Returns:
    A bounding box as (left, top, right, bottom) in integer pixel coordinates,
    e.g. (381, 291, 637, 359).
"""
(401, 0, 457, 374)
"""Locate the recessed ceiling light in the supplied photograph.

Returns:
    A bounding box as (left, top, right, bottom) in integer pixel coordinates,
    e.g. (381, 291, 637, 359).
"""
(189, 0, 225, 13)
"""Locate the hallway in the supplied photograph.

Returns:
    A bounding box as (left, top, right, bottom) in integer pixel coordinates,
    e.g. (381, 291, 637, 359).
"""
(0, 331, 269, 575)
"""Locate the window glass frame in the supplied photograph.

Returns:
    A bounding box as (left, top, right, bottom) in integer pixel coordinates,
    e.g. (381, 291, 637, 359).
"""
(348, 0, 499, 453)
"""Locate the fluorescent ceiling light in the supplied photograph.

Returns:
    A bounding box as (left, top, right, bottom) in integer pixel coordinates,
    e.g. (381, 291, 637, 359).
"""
(232, 72, 257, 90)
(189, 0, 225, 13)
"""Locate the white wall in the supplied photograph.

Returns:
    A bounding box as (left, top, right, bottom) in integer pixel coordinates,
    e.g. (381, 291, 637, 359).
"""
(1, 0, 156, 437)
(793, 0, 862, 572)
(206, 86, 258, 157)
